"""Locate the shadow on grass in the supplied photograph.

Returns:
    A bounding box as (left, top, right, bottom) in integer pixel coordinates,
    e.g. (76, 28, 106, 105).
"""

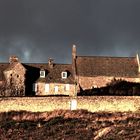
(1, 110, 140, 139)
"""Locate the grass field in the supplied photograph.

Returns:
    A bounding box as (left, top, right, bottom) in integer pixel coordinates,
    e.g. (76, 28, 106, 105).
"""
(0, 110, 140, 139)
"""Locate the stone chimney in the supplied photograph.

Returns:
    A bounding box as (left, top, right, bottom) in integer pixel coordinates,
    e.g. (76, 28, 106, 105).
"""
(72, 44, 77, 80)
(72, 44, 76, 60)
(136, 53, 140, 73)
(9, 56, 19, 64)
(48, 58, 54, 68)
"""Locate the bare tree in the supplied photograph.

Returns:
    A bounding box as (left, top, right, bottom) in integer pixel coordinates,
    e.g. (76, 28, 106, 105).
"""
(0, 77, 24, 97)
(0, 82, 7, 96)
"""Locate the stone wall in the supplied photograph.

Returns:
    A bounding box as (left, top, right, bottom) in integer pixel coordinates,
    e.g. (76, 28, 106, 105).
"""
(0, 96, 140, 112)
(78, 76, 140, 90)
(4, 62, 26, 96)
(0, 81, 3, 85)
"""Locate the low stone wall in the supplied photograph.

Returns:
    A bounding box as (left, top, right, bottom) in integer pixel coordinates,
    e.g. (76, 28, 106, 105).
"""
(0, 96, 140, 112)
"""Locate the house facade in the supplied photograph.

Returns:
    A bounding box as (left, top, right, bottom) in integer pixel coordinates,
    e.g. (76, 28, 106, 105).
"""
(0, 45, 140, 96)
(34, 61, 76, 96)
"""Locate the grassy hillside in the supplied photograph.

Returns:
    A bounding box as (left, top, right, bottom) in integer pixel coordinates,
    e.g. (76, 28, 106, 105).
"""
(0, 110, 140, 139)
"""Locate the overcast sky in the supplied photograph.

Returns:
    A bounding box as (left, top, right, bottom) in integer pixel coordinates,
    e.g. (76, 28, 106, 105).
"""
(0, 0, 140, 63)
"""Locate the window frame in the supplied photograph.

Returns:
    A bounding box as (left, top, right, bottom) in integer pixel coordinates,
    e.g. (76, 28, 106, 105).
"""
(40, 70, 45, 78)
(61, 72, 67, 79)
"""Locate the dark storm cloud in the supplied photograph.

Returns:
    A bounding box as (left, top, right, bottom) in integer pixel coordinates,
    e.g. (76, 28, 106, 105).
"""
(0, 0, 140, 63)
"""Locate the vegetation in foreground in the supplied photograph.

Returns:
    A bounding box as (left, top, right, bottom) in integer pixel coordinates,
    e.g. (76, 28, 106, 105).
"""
(0, 110, 140, 139)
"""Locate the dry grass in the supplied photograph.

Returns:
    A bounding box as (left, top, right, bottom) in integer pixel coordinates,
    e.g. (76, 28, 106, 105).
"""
(1, 96, 140, 139)
(1, 110, 140, 139)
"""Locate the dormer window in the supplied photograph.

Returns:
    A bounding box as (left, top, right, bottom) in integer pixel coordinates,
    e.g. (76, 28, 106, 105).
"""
(40, 70, 45, 78)
(61, 72, 67, 79)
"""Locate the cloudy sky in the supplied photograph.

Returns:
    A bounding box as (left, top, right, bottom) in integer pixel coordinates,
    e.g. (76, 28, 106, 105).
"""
(0, 0, 140, 63)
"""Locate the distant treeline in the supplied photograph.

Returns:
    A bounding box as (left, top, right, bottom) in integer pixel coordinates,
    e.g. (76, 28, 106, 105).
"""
(78, 79, 140, 96)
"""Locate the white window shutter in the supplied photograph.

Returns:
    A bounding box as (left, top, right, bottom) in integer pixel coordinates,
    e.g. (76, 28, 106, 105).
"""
(66, 84, 70, 91)
(33, 83, 37, 92)
(45, 84, 49, 92)
(55, 86, 58, 93)
(33, 84, 35, 91)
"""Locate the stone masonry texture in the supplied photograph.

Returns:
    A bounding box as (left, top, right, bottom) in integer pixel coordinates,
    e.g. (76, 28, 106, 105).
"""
(0, 96, 140, 113)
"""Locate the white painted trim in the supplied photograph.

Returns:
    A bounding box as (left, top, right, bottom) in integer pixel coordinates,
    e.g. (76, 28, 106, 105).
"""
(61, 72, 67, 79)
(66, 84, 70, 91)
(40, 70, 45, 78)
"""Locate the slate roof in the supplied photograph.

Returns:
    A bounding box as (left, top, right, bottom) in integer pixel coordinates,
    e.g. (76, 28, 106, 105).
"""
(45, 64, 74, 84)
(76, 56, 139, 78)
(0, 55, 139, 82)
(0, 62, 74, 84)
(23, 63, 75, 84)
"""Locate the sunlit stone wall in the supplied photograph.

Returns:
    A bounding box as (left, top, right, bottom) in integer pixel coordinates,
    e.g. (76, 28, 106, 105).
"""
(0, 96, 140, 112)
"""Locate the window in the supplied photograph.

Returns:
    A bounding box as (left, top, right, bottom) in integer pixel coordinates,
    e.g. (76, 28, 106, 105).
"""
(54, 86, 58, 93)
(33, 83, 37, 92)
(45, 84, 49, 92)
(65, 84, 70, 91)
(40, 70, 45, 78)
(94, 85, 97, 88)
(61, 72, 67, 79)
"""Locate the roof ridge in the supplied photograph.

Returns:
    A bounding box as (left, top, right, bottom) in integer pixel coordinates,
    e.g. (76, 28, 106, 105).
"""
(77, 55, 135, 59)
(23, 63, 71, 65)
(0, 63, 9, 64)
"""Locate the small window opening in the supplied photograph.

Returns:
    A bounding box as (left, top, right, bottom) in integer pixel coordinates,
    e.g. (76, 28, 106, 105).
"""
(40, 70, 45, 78)
(61, 72, 67, 79)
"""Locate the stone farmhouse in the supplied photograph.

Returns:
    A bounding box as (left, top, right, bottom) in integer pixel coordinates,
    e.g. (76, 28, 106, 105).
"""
(0, 45, 140, 96)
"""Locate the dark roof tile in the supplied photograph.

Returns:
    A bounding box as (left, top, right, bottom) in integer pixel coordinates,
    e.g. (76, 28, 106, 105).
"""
(23, 63, 74, 84)
(76, 56, 139, 77)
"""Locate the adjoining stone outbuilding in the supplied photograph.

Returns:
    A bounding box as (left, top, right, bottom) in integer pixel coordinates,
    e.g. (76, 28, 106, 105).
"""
(76, 55, 140, 90)
(0, 56, 26, 96)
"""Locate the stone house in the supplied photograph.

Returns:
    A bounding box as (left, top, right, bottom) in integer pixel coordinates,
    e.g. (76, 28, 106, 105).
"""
(0, 45, 140, 96)
(0, 56, 76, 96)
(34, 59, 75, 96)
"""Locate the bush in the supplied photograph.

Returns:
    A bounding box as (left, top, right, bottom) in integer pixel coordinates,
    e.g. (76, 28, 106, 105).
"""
(78, 79, 140, 96)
